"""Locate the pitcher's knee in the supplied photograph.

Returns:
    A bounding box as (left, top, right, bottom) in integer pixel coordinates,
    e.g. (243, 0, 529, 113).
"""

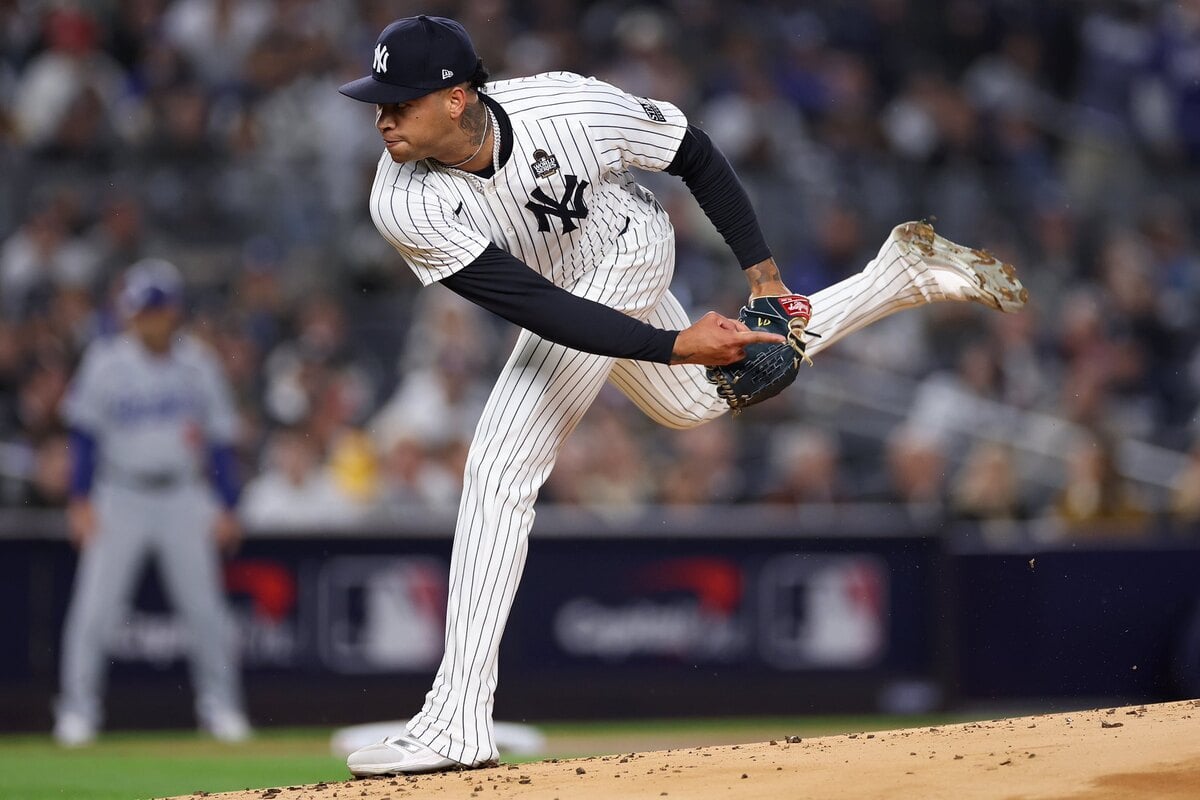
(658, 412, 715, 431)
(656, 397, 728, 430)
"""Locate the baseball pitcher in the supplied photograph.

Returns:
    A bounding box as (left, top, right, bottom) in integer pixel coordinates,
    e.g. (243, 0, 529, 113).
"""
(338, 15, 1026, 775)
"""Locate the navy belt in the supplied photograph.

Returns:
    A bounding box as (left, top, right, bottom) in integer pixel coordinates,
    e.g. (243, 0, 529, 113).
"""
(107, 472, 192, 491)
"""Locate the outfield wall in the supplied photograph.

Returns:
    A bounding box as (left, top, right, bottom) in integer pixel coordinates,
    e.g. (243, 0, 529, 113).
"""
(0, 507, 1197, 732)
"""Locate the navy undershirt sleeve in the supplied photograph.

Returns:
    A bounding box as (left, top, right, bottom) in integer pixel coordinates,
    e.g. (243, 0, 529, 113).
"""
(665, 124, 773, 269)
(208, 444, 240, 510)
(440, 246, 678, 363)
(68, 427, 96, 499)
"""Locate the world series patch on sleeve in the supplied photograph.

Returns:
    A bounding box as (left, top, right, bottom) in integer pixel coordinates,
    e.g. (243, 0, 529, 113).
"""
(706, 294, 816, 412)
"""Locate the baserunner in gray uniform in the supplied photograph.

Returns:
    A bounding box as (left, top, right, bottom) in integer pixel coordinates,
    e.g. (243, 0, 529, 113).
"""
(54, 259, 251, 747)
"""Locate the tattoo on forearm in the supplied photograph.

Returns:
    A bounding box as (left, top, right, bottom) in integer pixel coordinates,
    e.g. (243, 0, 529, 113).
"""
(745, 262, 782, 291)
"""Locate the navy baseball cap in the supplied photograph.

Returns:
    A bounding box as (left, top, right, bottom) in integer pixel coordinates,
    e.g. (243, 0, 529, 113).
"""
(120, 258, 183, 316)
(338, 15, 480, 105)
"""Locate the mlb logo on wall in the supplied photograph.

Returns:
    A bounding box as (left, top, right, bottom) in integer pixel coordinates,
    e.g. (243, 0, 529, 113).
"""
(317, 556, 447, 673)
(757, 554, 888, 669)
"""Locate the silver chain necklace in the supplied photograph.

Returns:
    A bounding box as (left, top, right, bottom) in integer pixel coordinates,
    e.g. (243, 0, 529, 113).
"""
(486, 106, 500, 168)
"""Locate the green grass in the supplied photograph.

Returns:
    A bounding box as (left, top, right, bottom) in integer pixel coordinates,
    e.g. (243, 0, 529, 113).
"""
(0, 729, 344, 800)
(0, 714, 987, 799)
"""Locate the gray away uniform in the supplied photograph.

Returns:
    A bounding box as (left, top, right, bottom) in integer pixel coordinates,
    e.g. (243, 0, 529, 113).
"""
(57, 332, 245, 730)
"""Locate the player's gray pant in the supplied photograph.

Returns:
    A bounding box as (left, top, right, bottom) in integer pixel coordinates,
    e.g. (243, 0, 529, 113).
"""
(57, 480, 243, 728)
(406, 230, 949, 764)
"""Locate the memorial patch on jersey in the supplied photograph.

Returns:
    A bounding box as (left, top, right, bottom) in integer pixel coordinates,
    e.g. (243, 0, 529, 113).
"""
(525, 175, 589, 234)
(638, 98, 667, 122)
(530, 149, 560, 179)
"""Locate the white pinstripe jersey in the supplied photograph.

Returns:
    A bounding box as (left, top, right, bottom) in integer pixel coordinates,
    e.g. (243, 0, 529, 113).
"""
(368, 72, 688, 293)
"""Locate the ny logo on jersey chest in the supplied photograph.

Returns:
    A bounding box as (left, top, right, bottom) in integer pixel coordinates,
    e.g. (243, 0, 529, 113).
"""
(525, 174, 589, 234)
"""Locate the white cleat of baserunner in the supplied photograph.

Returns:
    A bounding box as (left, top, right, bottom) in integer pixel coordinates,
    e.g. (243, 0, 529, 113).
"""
(894, 220, 1028, 312)
(346, 734, 467, 776)
(52, 712, 96, 748)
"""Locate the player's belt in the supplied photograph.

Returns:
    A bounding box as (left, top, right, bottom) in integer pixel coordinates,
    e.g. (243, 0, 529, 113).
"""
(105, 471, 193, 490)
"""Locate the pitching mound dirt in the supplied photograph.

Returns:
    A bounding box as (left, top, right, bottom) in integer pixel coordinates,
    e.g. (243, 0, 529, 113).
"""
(183, 699, 1200, 800)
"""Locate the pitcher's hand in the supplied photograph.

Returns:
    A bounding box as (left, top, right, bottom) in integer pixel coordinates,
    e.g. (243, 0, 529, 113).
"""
(670, 312, 786, 366)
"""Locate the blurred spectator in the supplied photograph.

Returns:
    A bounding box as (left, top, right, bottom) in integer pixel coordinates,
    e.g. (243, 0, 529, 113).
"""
(11, 8, 125, 153)
(326, 427, 378, 506)
(263, 294, 375, 439)
(1065, 2, 1156, 217)
(240, 426, 362, 529)
(1049, 429, 1149, 536)
(373, 434, 459, 517)
(22, 430, 71, 508)
(659, 416, 743, 506)
(1169, 438, 1200, 526)
(951, 441, 1026, 522)
(370, 288, 492, 453)
(162, 0, 271, 87)
(1144, 1, 1200, 164)
(230, 236, 288, 353)
(906, 338, 1014, 448)
(14, 351, 71, 442)
(576, 408, 654, 517)
(79, 192, 149, 293)
(761, 425, 845, 505)
(541, 402, 652, 519)
(884, 426, 948, 522)
(1, 202, 97, 319)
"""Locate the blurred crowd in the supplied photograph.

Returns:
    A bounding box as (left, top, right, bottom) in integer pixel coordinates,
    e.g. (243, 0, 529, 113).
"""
(3, 0, 1200, 536)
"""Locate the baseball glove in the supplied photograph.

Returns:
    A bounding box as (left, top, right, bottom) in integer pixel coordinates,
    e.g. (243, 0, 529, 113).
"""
(705, 294, 816, 412)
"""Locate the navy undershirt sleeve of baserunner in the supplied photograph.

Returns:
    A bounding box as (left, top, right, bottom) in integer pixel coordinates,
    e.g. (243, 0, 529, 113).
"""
(441, 245, 678, 363)
(208, 444, 240, 509)
(68, 427, 96, 499)
(665, 124, 773, 269)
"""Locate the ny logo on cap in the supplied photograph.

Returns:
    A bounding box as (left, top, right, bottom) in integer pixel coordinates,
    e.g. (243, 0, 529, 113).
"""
(373, 43, 390, 74)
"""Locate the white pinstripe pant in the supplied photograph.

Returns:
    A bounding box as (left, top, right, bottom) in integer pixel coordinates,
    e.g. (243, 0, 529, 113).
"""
(407, 228, 942, 764)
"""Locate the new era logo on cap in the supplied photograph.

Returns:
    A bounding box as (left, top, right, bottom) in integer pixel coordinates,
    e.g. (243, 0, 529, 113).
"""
(339, 15, 481, 105)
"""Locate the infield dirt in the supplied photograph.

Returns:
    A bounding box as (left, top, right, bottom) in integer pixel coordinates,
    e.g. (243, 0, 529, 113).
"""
(179, 699, 1199, 800)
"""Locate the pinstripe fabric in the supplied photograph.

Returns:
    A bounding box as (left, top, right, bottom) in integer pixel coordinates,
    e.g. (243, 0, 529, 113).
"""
(608, 290, 728, 429)
(369, 73, 685, 289)
(802, 230, 942, 359)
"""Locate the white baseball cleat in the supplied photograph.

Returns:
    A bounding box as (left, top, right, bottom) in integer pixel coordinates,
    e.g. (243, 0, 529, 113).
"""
(203, 708, 253, 743)
(53, 712, 96, 748)
(346, 734, 465, 776)
(894, 220, 1028, 312)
